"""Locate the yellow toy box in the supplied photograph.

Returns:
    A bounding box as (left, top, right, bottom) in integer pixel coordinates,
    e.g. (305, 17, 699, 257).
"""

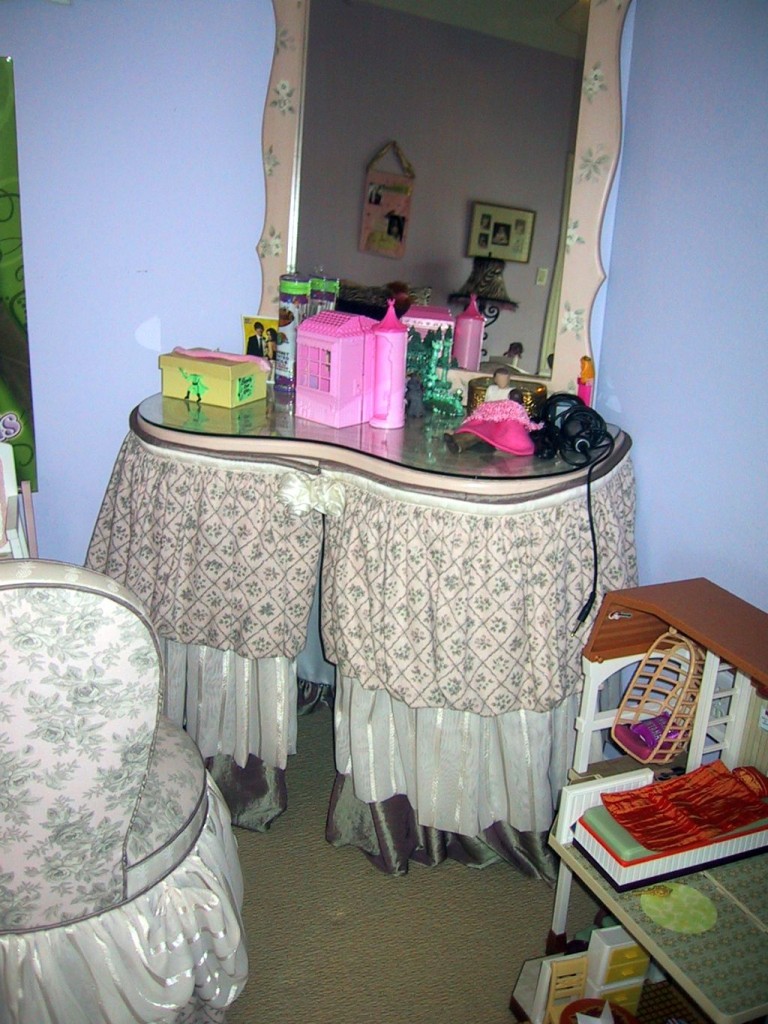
(159, 348, 268, 408)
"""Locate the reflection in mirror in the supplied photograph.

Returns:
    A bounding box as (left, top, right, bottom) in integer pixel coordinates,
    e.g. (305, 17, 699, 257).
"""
(259, 0, 633, 393)
(295, 0, 582, 379)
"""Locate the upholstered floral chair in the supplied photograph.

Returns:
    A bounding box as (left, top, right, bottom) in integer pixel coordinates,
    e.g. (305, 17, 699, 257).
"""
(0, 560, 248, 1024)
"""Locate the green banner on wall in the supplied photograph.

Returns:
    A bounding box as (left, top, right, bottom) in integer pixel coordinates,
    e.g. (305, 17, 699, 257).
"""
(0, 56, 37, 489)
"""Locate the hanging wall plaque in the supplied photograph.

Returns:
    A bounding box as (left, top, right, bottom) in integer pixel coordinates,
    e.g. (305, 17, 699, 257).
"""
(358, 141, 415, 260)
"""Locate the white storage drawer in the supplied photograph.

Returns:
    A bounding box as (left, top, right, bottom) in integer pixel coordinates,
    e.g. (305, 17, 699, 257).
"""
(587, 925, 649, 988)
(585, 977, 644, 1014)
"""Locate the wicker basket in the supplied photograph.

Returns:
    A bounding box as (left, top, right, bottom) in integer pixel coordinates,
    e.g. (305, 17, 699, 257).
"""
(610, 628, 705, 765)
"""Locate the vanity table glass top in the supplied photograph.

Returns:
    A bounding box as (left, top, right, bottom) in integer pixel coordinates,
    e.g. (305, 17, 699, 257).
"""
(137, 392, 628, 497)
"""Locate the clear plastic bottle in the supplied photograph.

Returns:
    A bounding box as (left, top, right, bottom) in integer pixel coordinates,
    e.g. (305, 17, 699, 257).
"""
(309, 274, 339, 318)
(275, 274, 310, 393)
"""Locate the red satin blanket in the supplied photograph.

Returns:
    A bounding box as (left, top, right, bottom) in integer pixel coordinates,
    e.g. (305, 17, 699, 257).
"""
(602, 760, 768, 853)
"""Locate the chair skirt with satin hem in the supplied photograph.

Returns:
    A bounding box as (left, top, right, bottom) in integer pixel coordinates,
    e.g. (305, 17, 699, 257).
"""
(0, 778, 248, 1024)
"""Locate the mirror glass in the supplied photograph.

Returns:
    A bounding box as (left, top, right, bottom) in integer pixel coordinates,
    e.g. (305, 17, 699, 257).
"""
(295, 0, 584, 379)
(259, 0, 632, 393)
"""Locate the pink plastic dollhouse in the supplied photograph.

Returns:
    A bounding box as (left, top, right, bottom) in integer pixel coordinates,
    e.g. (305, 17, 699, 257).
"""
(400, 305, 455, 342)
(294, 311, 377, 428)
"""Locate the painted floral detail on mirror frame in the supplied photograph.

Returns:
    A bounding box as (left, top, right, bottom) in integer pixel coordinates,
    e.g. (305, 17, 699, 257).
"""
(270, 79, 297, 115)
(578, 145, 612, 183)
(560, 301, 586, 341)
(256, 0, 310, 317)
(555, 0, 633, 391)
(263, 144, 279, 177)
(258, 226, 283, 260)
(566, 219, 585, 254)
(583, 63, 607, 102)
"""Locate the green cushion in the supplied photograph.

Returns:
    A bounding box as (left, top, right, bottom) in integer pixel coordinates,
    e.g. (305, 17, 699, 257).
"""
(581, 805, 768, 863)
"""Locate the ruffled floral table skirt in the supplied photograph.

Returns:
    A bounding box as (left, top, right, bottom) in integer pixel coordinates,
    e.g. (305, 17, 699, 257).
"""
(87, 429, 638, 873)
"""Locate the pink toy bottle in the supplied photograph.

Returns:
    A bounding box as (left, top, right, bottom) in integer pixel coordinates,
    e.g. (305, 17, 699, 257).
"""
(452, 294, 484, 371)
(369, 299, 407, 430)
(577, 355, 594, 407)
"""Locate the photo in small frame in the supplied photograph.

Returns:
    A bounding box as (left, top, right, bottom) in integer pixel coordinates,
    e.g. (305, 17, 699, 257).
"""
(467, 202, 535, 263)
(242, 315, 279, 360)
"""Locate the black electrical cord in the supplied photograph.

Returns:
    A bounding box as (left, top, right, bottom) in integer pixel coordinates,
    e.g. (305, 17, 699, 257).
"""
(570, 430, 616, 634)
(533, 395, 616, 634)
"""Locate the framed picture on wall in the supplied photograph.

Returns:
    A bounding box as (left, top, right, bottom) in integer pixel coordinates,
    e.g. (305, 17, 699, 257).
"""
(359, 168, 413, 259)
(467, 202, 535, 262)
(358, 140, 416, 260)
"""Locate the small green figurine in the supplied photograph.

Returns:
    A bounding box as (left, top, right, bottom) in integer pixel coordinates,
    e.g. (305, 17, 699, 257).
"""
(405, 326, 463, 418)
(179, 368, 209, 403)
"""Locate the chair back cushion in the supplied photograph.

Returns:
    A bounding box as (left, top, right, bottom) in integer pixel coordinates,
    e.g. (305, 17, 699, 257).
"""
(0, 562, 162, 930)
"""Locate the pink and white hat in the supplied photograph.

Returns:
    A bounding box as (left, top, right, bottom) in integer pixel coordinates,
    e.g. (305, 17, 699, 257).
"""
(454, 400, 543, 456)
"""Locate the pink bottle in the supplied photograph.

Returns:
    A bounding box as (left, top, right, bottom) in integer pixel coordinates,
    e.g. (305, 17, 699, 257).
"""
(577, 356, 594, 407)
(452, 294, 484, 371)
(369, 299, 407, 429)
(577, 379, 594, 407)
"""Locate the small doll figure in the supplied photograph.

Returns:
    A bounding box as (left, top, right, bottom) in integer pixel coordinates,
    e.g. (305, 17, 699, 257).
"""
(503, 341, 524, 370)
(405, 374, 426, 418)
(485, 366, 512, 402)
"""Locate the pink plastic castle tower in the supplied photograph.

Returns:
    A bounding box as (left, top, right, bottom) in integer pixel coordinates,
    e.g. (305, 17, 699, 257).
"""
(294, 311, 377, 428)
(369, 299, 408, 429)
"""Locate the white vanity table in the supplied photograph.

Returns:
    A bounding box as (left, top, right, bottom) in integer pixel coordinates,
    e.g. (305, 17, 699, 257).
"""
(86, 390, 637, 874)
(86, 0, 640, 872)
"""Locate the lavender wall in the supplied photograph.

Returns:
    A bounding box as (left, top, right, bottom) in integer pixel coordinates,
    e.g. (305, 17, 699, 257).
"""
(1, 0, 273, 564)
(296, 0, 581, 370)
(4, 0, 766, 615)
(599, 0, 768, 609)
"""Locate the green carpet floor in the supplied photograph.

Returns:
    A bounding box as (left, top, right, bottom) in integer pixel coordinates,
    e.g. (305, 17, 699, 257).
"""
(225, 706, 600, 1024)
